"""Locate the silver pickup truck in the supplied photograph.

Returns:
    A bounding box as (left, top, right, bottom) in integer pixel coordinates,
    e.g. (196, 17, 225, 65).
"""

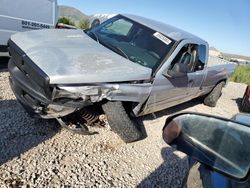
(8, 14, 236, 142)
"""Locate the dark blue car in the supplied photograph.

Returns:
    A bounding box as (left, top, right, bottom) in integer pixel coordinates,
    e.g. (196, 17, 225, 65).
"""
(163, 113, 250, 188)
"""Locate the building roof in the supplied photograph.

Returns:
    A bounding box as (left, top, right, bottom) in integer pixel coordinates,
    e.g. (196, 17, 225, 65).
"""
(122, 14, 206, 43)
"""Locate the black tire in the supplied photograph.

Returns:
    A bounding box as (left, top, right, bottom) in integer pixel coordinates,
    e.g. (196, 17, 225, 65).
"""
(241, 93, 250, 112)
(102, 101, 142, 143)
(203, 82, 225, 107)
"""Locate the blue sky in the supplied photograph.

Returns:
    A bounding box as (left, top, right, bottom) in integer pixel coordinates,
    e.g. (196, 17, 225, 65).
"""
(58, 0, 250, 56)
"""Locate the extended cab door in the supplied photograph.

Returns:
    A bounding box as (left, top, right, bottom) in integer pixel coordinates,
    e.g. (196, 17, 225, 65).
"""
(185, 44, 208, 97)
(142, 40, 208, 115)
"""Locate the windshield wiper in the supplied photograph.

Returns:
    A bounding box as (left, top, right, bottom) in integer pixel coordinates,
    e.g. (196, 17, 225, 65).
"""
(87, 31, 99, 42)
(86, 31, 129, 59)
(101, 42, 129, 59)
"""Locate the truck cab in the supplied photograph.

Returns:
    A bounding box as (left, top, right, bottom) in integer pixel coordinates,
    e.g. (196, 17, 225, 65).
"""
(143, 40, 209, 115)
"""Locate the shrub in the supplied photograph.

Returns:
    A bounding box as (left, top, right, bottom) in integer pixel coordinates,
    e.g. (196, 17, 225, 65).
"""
(58, 17, 75, 26)
(231, 65, 250, 84)
(78, 18, 90, 29)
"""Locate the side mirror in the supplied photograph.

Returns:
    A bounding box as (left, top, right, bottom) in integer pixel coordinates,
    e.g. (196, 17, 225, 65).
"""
(162, 63, 188, 78)
(90, 19, 100, 29)
(162, 113, 250, 181)
(162, 69, 186, 78)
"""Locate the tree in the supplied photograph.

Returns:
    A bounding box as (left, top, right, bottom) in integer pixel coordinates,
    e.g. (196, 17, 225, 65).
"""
(78, 18, 90, 29)
(58, 17, 75, 26)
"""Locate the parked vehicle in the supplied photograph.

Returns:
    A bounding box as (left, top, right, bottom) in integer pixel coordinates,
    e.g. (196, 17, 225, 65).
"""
(8, 14, 236, 142)
(162, 112, 250, 188)
(55, 23, 77, 30)
(0, 0, 58, 52)
(241, 85, 250, 112)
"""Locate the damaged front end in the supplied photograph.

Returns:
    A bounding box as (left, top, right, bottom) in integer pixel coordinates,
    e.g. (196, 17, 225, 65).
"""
(8, 40, 152, 135)
(8, 61, 112, 134)
(9, 56, 151, 134)
(57, 82, 152, 115)
(10, 64, 151, 134)
(52, 83, 152, 134)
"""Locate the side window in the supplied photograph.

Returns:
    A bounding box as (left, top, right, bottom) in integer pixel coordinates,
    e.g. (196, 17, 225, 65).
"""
(170, 44, 196, 73)
(170, 44, 206, 73)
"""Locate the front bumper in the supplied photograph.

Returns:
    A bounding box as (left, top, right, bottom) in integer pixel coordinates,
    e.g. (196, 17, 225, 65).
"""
(8, 59, 79, 119)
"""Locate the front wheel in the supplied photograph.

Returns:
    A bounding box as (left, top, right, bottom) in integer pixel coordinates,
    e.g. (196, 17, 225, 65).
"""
(203, 82, 225, 107)
(102, 101, 142, 143)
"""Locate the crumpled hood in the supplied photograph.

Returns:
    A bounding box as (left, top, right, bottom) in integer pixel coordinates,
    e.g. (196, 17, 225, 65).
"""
(10, 29, 152, 84)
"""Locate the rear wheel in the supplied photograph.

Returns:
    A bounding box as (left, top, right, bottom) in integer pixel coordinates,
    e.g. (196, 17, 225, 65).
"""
(241, 93, 250, 112)
(203, 82, 225, 107)
(102, 101, 142, 143)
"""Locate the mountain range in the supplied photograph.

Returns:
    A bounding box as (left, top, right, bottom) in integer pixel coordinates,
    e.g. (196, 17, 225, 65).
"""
(222, 53, 250, 62)
(58, 5, 116, 24)
(58, 5, 88, 24)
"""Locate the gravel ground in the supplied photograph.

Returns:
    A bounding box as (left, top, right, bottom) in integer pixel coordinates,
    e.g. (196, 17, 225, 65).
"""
(0, 62, 247, 188)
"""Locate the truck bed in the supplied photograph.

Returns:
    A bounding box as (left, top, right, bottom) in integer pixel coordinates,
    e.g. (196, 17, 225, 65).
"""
(202, 56, 236, 91)
(207, 55, 236, 67)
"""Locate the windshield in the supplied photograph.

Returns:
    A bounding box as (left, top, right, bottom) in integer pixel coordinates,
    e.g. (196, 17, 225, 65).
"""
(86, 15, 175, 72)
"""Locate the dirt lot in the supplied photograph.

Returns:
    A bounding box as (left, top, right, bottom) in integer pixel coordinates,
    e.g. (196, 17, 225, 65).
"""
(0, 59, 247, 187)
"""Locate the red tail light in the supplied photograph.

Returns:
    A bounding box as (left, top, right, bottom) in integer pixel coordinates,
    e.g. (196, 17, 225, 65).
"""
(247, 86, 250, 95)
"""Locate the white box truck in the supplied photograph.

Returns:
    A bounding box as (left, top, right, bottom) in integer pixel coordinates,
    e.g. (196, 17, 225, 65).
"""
(0, 0, 58, 52)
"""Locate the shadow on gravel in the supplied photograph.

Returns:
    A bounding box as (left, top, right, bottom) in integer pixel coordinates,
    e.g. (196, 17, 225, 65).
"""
(0, 56, 9, 70)
(142, 99, 202, 121)
(233, 98, 243, 112)
(137, 147, 189, 188)
(0, 99, 60, 166)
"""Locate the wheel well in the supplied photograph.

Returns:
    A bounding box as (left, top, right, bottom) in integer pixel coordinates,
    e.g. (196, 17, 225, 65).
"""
(215, 79, 227, 87)
(101, 100, 138, 115)
(122, 101, 138, 110)
(201, 79, 227, 99)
